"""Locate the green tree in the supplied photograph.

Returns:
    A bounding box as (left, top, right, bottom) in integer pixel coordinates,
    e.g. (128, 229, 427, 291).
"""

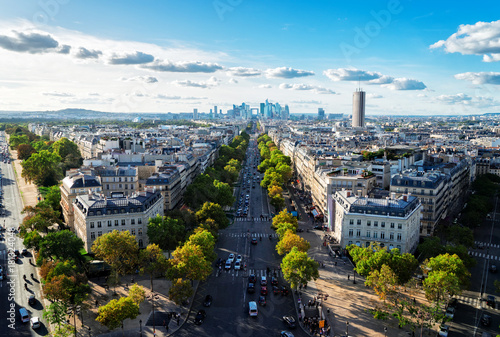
(213, 179, 235, 207)
(168, 241, 212, 282)
(96, 297, 140, 331)
(43, 301, 68, 329)
(281, 247, 319, 289)
(276, 162, 293, 182)
(423, 253, 470, 289)
(168, 278, 194, 305)
(52, 137, 83, 173)
(272, 209, 298, 230)
(17, 143, 37, 160)
(417, 237, 444, 260)
(365, 264, 398, 301)
(41, 184, 62, 213)
(21, 149, 62, 186)
(195, 202, 229, 229)
(147, 215, 185, 252)
(23, 231, 42, 250)
(423, 270, 461, 304)
(9, 134, 29, 149)
(446, 225, 474, 248)
(276, 222, 297, 238)
(38, 230, 84, 263)
(186, 228, 217, 262)
(139, 243, 169, 291)
(128, 284, 146, 306)
(276, 231, 310, 255)
(270, 194, 286, 211)
(268, 185, 283, 198)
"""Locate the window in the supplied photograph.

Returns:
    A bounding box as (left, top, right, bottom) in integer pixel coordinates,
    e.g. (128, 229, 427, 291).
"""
(90, 232, 95, 240)
(390, 223, 395, 229)
(373, 232, 378, 239)
(398, 223, 402, 229)
(97, 231, 102, 237)
(366, 231, 370, 238)
(348, 229, 353, 237)
(121, 208, 125, 213)
(367, 220, 371, 226)
(390, 233, 394, 240)
(348, 241, 353, 246)
(114, 220, 119, 226)
(397, 233, 402, 241)
(107, 210, 111, 215)
(138, 218, 142, 225)
(357, 219, 361, 225)
(130, 184, 134, 190)
(131, 229, 136, 235)
(106, 184, 109, 189)
(381, 222, 385, 228)
(97, 221, 102, 228)
(121, 219, 126, 226)
(90, 222, 94, 229)
(131, 219, 135, 225)
(108, 221, 112, 227)
(374, 221, 378, 227)
(138, 228, 142, 236)
(114, 209, 118, 214)
(356, 229, 361, 237)
(380, 232, 385, 239)
(119, 184, 122, 189)
(349, 219, 354, 225)
(139, 239, 144, 248)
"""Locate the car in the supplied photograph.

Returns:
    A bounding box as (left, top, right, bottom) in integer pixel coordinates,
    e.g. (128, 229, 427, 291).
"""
(271, 277, 278, 286)
(236, 255, 242, 263)
(260, 286, 268, 296)
(251, 238, 258, 245)
(280, 332, 295, 337)
(481, 313, 491, 326)
(19, 307, 30, 323)
(445, 306, 455, 319)
(486, 295, 496, 308)
(438, 324, 449, 337)
(21, 248, 27, 255)
(0, 273, 3, 281)
(227, 254, 235, 263)
(248, 301, 258, 316)
(234, 261, 241, 270)
(283, 315, 297, 329)
(490, 265, 497, 273)
(28, 295, 36, 305)
(225, 261, 231, 270)
(258, 296, 266, 306)
(247, 283, 255, 294)
(194, 309, 206, 325)
(30, 317, 41, 329)
(281, 286, 289, 296)
(260, 276, 267, 285)
(203, 295, 213, 307)
(248, 274, 256, 283)
(273, 285, 280, 295)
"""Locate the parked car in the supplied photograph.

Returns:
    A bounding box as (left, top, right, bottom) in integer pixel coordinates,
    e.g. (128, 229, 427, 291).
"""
(30, 317, 41, 329)
(203, 295, 212, 307)
(438, 324, 449, 337)
(445, 306, 455, 319)
(28, 295, 36, 305)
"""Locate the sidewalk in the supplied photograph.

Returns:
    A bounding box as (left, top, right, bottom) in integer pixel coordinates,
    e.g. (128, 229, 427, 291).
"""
(287, 189, 435, 337)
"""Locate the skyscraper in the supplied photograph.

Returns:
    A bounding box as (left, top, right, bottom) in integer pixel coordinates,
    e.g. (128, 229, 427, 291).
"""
(352, 89, 365, 128)
(214, 105, 218, 118)
(193, 108, 198, 120)
(318, 108, 325, 120)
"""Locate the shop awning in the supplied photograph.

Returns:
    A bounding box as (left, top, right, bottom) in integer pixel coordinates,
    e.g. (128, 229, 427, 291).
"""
(312, 209, 319, 217)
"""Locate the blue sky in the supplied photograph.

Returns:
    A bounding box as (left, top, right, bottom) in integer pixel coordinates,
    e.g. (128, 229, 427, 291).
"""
(0, 0, 499, 115)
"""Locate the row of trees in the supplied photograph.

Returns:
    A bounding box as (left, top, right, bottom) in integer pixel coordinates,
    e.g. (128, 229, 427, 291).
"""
(184, 131, 250, 209)
(347, 243, 470, 332)
(256, 134, 292, 212)
(460, 173, 500, 228)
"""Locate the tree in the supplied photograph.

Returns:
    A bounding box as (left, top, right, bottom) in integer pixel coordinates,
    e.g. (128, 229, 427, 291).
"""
(270, 194, 286, 211)
(21, 149, 62, 186)
(96, 297, 140, 331)
(365, 264, 398, 301)
(139, 243, 169, 291)
(417, 237, 444, 260)
(198, 218, 219, 239)
(276, 231, 310, 255)
(446, 225, 474, 248)
(52, 137, 83, 173)
(17, 143, 36, 160)
(43, 274, 90, 304)
(128, 284, 146, 306)
(281, 247, 319, 289)
(9, 134, 29, 149)
(42, 184, 62, 213)
(423, 253, 470, 289)
(423, 270, 461, 304)
(43, 301, 67, 329)
(195, 202, 229, 229)
(272, 209, 298, 230)
(168, 278, 194, 305)
(92, 230, 139, 287)
(213, 179, 235, 207)
(21, 202, 62, 234)
(276, 162, 293, 182)
(268, 185, 283, 198)
(186, 228, 217, 262)
(276, 222, 296, 238)
(168, 241, 212, 282)
(147, 215, 185, 252)
(23, 231, 42, 250)
(38, 230, 85, 263)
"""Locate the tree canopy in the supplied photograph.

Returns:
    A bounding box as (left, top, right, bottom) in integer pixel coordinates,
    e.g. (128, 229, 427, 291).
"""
(281, 247, 319, 289)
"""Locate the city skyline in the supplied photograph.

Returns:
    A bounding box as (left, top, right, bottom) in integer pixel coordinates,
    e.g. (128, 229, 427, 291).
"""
(0, 1, 499, 115)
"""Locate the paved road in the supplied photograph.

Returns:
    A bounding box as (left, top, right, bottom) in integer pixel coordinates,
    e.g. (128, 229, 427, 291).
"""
(174, 134, 307, 337)
(0, 133, 46, 337)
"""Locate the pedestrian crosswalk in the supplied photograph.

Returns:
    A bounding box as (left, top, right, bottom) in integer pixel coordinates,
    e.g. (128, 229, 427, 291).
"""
(248, 268, 282, 278)
(455, 295, 480, 307)
(474, 241, 500, 249)
(215, 267, 283, 279)
(222, 232, 279, 238)
(468, 251, 500, 260)
(235, 217, 271, 222)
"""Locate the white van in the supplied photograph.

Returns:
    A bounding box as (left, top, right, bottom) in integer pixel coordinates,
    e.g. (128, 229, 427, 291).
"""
(19, 307, 30, 323)
(248, 301, 258, 316)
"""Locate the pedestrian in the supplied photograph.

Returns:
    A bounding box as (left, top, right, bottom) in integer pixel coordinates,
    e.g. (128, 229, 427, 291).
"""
(344, 261, 346, 265)
(176, 317, 180, 325)
(334, 261, 337, 266)
(348, 274, 350, 280)
(95, 300, 98, 307)
(163, 320, 166, 328)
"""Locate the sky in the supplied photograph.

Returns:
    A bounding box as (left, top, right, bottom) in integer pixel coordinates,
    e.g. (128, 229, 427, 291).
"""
(0, 0, 499, 116)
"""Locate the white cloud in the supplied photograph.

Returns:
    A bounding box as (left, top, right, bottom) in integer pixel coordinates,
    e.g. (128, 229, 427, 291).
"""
(0, 30, 59, 53)
(142, 60, 223, 73)
(454, 72, 500, 85)
(382, 78, 426, 90)
(173, 76, 220, 89)
(291, 100, 322, 104)
(259, 84, 272, 89)
(323, 68, 384, 81)
(367, 93, 383, 99)
(430, 20, 500, 62)
(74, 47, 102, 59)
(228, 78, 238, 84)
(109, 51, 154, 65)
(435, 93, 472, 104)
(368, 75, 394, 84)
(57, 44, 71, 54)
(42, 91, 74, 97)
(279, 83, 335, 94)
(265, 67, 315, 78)
(121, 76, 158, 84)
(226, 67, 261, 77)
(156, 94, 207, 100)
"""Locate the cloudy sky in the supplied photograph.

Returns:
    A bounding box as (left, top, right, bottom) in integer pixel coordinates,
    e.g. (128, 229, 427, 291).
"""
(0, 0, 499, 116)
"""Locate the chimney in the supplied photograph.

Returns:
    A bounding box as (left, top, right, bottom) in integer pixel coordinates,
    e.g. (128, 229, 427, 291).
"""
(346, 191, 351, 197)
(403, 195, 408, 202)
(391, 192, 396, 200)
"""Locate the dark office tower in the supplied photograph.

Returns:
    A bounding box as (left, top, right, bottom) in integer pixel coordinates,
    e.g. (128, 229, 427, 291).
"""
(214, 105, 218, 118)
(352, 89, 365, 127)
(318, 108, 325, 120)
(260, 103, 265, 116)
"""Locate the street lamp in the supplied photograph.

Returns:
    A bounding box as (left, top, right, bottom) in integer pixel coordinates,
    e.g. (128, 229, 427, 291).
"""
(346, 321, 349, 336)
(88, 327, 91, 337)
(384, 326, 387, 337)
(139, 319, 142, 337)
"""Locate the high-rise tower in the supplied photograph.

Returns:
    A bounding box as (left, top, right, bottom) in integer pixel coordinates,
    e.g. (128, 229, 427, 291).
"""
(352, 89, 365, 128)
